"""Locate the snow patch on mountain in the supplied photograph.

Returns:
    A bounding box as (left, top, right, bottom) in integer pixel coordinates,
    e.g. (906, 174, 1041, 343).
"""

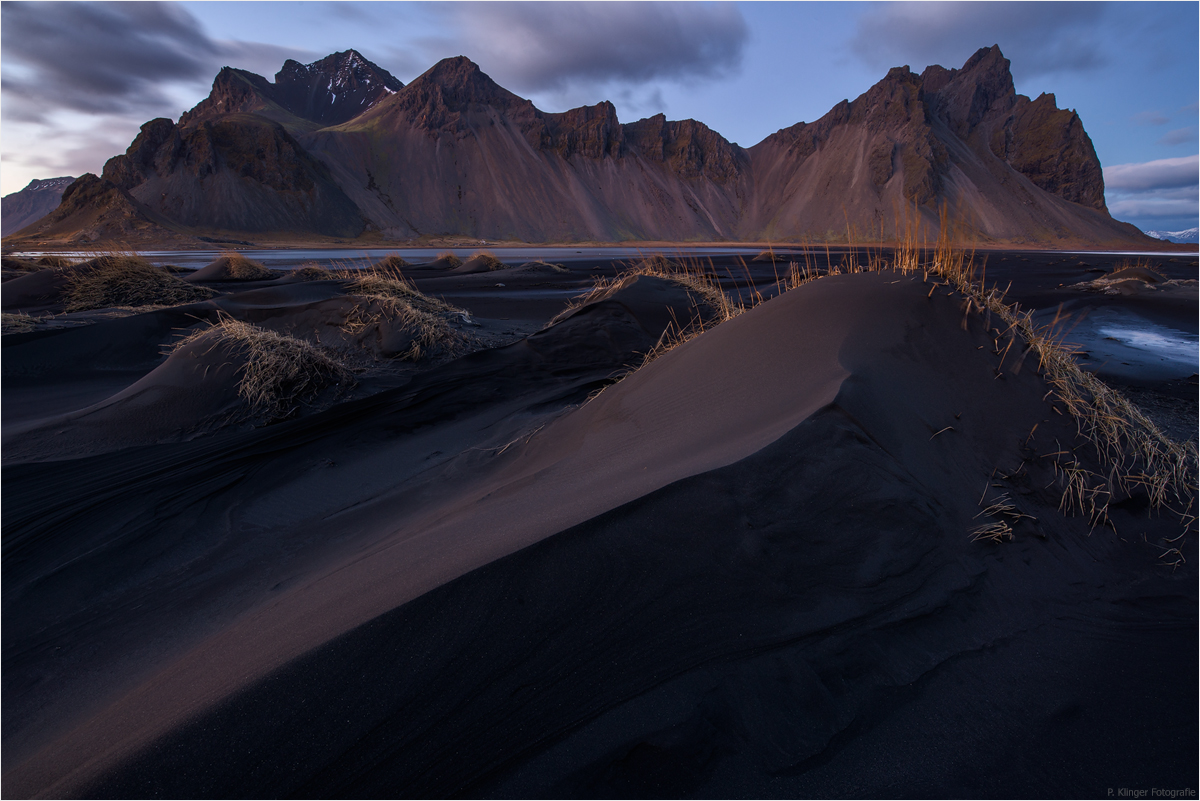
(1143, 227, 1199, 243)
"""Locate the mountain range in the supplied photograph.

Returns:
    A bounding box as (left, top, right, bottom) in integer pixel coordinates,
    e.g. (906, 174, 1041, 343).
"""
(1, 177, 75, 237)
(2, 46, 1161, 247)
(1143, 227, 1199, 244)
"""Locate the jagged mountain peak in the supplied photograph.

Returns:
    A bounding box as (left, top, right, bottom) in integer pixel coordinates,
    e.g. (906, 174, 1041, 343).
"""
(271, 49, 403, 125)
(276, 49, 402, 94)
(376, 56, 532, 133)
(407, 56, 512, 100)
(181, 50, 403, 130)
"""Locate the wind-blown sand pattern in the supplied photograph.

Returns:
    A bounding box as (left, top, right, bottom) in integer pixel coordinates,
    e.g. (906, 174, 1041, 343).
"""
(1, 244, 1195, 797)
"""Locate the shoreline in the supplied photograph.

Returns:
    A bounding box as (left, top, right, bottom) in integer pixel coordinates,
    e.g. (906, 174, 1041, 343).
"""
(5, 239, 1198, 256)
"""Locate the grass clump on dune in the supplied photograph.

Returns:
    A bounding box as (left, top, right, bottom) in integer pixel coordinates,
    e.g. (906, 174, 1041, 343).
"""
(519, 260, 570, 274)
(173, 315, 354, 421)
(64, 256, 216, 312)
(844, 208, 1197, 544)
(464, 250, 504, 270)
(372, 255, 410, 271)
(37, 255, 78, 269)
(290, 262, 335, 280)
(557, 254, 742, 332)
(343, 268, 476, 361)
(209, 252, 273, 280)
(2, 312, 40, 333)
(1106, 260, 1165, 283)
(433, 251, 463, 269)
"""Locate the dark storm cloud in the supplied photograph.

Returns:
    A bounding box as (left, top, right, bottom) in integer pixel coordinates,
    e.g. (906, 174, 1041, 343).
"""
(438, 2, 748, 93)
(0, 1, 312, 121)
(850, 2, 1108, 79)
(1, 2, 219, 118)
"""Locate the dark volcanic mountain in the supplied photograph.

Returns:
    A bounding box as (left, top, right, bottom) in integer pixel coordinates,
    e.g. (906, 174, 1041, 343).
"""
(4, 46, 1155, 247)
(180, 49, 404, 132)
(1, 176, 75, 237)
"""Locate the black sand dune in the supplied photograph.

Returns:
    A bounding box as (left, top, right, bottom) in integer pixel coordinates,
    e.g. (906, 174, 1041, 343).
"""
(1, 252, 1196, 798)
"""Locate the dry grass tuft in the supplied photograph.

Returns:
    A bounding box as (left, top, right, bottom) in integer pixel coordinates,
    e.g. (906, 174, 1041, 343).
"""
(556, 254, 742, 331)
(172, 315, 354, 420)
(466, 250, 504, 270)
(519, 260, 570, 274)
(755, 206, 1196, 544)
(290, 263, 335, 280)
(345, 268, 459, 316)
(210, 251, 273, 280)
(2, 312, 40, 333)
(878, 207, 1197, 541)
(373, 255, 410, 271)
(37, 255, 78, 269)
(342, 268, 476, 361)
(65, 256, 216, 312)
(1106, 260, 1166, 283)
(971, 491, 1036, 542)
(433, 251, 463, 269)
(564, 255, 749, 404)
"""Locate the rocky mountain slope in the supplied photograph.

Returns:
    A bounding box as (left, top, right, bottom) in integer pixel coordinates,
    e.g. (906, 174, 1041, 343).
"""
(1, 177, 75, 237)
(4, 46, 1155, 247)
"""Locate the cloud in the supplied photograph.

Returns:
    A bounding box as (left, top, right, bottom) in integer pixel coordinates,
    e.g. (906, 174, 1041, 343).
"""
(0, 2, 313, 121)
(1131, 111, 1169, 126)
(422, 2, 748, 94)
(1, 2, 218, 118)
(1104, 156, 1198, 229)
(1107, 192, 1198, 221)
(849, 1, 1108, 79)
(1159, 127, 1198, 147)
(1104, 156, 1199, 192)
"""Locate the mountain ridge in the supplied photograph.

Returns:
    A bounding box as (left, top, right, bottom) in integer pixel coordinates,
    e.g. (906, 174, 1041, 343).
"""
(1, 176, 76, 237)
(4, 46, 1164, 248)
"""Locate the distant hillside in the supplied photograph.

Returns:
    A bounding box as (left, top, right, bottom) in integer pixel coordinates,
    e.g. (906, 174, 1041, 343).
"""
(1, 176, 75, 237)
(4, 47, 1164, 248)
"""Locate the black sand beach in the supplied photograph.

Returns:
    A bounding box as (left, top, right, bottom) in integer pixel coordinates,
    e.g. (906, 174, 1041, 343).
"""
(2, 248, 1196, 798)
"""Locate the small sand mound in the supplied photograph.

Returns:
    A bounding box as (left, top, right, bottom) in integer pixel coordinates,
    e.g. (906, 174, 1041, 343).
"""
(173, 316, 354, 420)
(64, 256, 216, 312)
(516, 261, 570, 274)
(344, 273, 475, 360)
(37, 255, 78, 269)
(752, 250, 782, 262)
(186, 253, 274, 282)
(458, 251, 505, 272)
(1, 256, 43, 275)
(599, 255, 739, 323)
(371, 255, 410, 272)
(1106, 264, 1165, 284)
(424, 252, 463, 270)
(1077, 262, 1169, 295)
(347, 274, 458, 316)
(547, 273, 732, 336)
(286, 264, 336, 281)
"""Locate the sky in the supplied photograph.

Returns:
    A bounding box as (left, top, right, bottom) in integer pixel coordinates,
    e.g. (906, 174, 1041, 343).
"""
(1, 1, 1197, 232)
